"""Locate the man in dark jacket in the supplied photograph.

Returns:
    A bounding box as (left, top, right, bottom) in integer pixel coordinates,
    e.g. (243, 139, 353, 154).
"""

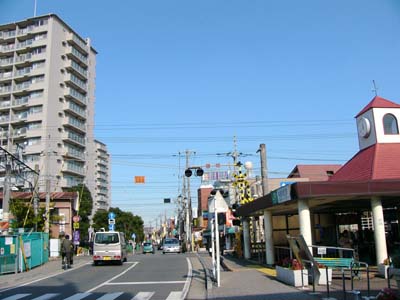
(61, 234, 73, 269)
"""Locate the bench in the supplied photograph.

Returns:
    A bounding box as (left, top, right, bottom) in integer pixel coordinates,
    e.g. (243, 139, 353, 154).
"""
(313, 257, 354, 269)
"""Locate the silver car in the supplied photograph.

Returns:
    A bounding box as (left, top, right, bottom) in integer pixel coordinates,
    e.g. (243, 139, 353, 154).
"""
(162, 238, 182, 254)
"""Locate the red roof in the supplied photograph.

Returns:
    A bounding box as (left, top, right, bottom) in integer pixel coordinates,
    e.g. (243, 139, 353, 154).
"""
(356, 96, 400, 117)
(329, 143, 400, 181)
(288, 164, 342, 181)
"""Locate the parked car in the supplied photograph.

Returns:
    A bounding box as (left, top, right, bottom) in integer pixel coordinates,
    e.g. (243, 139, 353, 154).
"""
(143, 242, 155, 254)
(162, 238, 182, 254)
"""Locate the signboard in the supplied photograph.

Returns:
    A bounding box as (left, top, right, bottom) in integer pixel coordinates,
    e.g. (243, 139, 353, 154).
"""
(202, 211, 208, 220)
(318, 247, 327, 255)
(73, 230, 80, 245)
(108, 212, 116, 219)
(72, 215, 80, 222)
(73, 222, 79, 229)
(272, 184, 292, 205)
(131, 233, 136, 239)
(163, 198, 171, 203)
(109, 224, 115, 231)
(108, 219, 115, 225)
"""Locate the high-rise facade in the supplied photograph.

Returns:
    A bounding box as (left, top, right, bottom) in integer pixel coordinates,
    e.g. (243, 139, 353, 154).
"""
(0, 14, 110, 214)
(93, 140, 111, 211)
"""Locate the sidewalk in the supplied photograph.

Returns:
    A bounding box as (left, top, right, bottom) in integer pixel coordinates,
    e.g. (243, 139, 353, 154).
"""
(192, 252, 319, 300)
(191, 252, 398, 300)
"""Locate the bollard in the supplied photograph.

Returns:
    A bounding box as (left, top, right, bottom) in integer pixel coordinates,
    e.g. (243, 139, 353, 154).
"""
(342, 269, 347, 300)
(326, 266, 330, 298)
(366, 264, 370, 297)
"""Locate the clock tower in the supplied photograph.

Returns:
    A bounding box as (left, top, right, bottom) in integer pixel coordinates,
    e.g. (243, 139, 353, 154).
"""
(356, 96, 400, 150)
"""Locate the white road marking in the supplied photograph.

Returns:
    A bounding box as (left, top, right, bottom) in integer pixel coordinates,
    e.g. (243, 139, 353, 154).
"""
(165, 291, 182, 300)
(131, 292, 155, 300)
(32, 294, 59, 300)
(63, 292, 91, 300)
(85, 262, 139, 293)
(1, 295, 30, 300)
(96, 292, 124, 300)
(181, 258, 192, 300)
(105, 281, 186, 285)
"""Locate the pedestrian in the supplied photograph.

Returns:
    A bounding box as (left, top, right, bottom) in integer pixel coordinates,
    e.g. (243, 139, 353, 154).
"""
(61, 234, 73, 269)
(338, 230, 353, 258)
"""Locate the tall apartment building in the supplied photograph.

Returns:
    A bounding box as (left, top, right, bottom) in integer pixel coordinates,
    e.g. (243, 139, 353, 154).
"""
(93, 140, 111, 211)
(0, 14, 110, 215)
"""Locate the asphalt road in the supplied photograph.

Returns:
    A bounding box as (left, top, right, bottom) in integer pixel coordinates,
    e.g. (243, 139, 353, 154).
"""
(0, 251, 191, 300)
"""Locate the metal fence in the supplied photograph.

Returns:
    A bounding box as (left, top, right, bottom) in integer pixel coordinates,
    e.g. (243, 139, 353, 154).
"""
(0, 231, 49, 275)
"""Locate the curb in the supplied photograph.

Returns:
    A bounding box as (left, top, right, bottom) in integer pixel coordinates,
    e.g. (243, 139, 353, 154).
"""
(196, 253, 213, 299)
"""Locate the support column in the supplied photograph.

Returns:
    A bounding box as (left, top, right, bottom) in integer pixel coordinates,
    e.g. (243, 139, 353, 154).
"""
(242, 218, 251, 259)
(371, 197, 388, 264)
(264, 210, 274, 265)
(298, 199, 312, 247)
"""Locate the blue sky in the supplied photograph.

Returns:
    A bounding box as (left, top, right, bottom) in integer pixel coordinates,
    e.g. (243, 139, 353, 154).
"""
(2, 0, 400, 226)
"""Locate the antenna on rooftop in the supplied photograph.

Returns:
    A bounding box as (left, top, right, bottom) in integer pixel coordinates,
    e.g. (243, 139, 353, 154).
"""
(372, 80, 378, 96)
(34, 0, 37, 17)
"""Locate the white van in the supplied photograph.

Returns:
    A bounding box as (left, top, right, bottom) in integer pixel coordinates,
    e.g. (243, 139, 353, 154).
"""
(92, 231, 128, 265)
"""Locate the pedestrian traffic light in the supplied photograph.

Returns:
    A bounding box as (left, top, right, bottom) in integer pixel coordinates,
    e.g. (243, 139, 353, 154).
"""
(232, 219, 241, 226)
(217, 213, 226, 225)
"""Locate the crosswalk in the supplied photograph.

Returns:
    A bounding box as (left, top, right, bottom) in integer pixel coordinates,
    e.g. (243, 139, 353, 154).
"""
(0, 291, 183, 300)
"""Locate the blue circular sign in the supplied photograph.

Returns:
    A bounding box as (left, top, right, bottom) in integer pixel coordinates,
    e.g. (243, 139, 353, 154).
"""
(108, 212, 116, 219)
(131, 233, 136, 239)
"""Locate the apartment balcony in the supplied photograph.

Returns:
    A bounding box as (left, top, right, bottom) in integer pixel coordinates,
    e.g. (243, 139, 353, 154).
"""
(12, 127, 27, 139)
(27, 111, 43, 122)
(0, 30, 16, 41)
(64, 88, 87, 106)
(14, 53, 32, 66)
(13, 80, 44, 95)
(0, 43, 15, 54)
(17, 23, 46, 37)
(65, 74, 87, 94)
(0, 100, 11, 110)
(12, 96, 29, 108)
(65, 59, 87, 81)
(66, 33, 88, 54)
(60, 149, 85, 162)
(16, 38, 46, 51)
(66, 46, 88, 67)
(96, 173, 108, 181)
(62, 163, 85, 176)
(0, 57, 14, 67)
(0, 115, 10, 124)
(63, 101, 86, 119)
(0, 71, 13, 81)
(61, 131, 86, 147)
(63, 116, 86, 133)
(0, 85, 12, 96)
(12, 112, 28, 123)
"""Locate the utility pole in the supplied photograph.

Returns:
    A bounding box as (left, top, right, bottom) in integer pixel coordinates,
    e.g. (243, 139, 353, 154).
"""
(185, 150, 193, 251)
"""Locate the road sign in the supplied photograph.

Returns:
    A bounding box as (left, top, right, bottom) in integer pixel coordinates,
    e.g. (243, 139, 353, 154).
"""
(108, 219, 115, 225)
(108, 212, 115, 219)
(73, 222, 79, 229)
(72, 215, 80, 222)
(131, 233, 136, 239)
(109, 224, 115, 231)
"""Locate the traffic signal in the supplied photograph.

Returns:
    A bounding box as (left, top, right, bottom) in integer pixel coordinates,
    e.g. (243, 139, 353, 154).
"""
(217, 213, 226, 225)
(232, 219, 241, 226)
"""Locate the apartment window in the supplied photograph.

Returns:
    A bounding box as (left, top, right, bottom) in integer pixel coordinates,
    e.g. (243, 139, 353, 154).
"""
(383, 114, 399, 135)
(29, 106, 43, 114)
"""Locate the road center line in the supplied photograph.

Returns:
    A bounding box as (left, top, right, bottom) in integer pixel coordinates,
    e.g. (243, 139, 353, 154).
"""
(85, 262, 139, 293)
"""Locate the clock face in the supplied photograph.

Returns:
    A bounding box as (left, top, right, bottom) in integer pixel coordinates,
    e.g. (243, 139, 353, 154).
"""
(358, 117, 371, 138)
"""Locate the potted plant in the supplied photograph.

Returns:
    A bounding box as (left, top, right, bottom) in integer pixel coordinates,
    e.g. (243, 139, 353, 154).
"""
(276, 257, 308, 287)
(378, 257, 391, 279)
(389, 251, 400, 289)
